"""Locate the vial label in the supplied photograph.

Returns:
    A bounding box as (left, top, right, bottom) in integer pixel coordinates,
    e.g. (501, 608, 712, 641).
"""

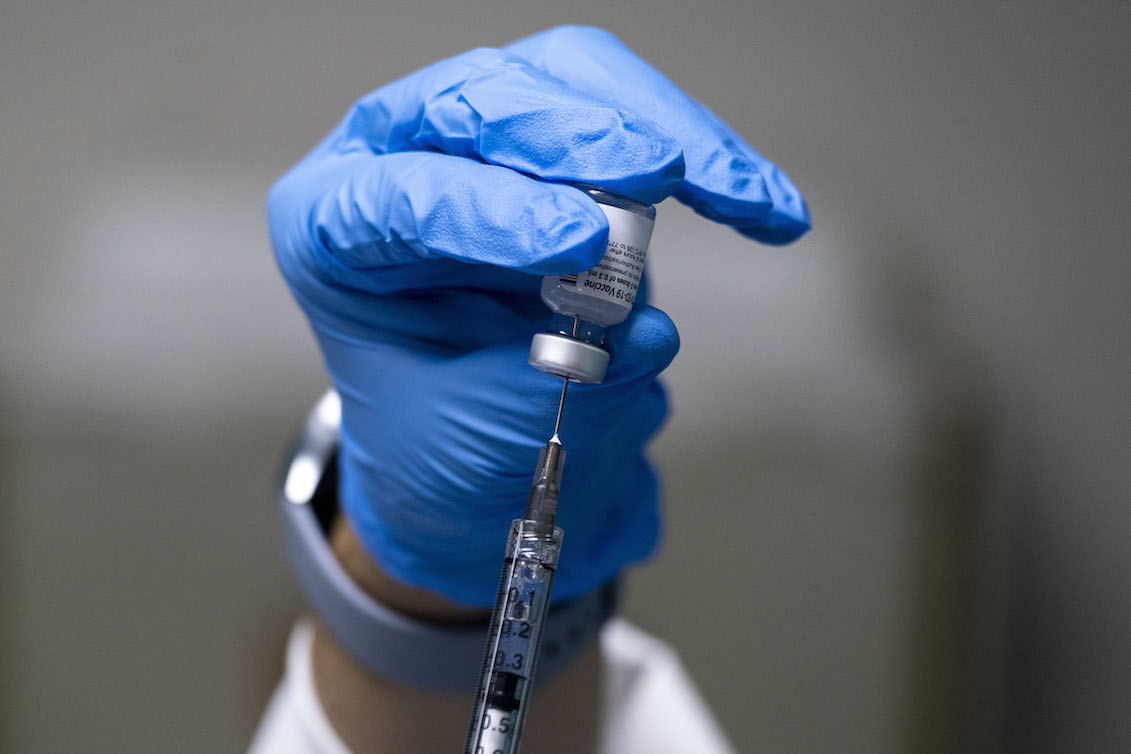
(563, 204, 654, 310)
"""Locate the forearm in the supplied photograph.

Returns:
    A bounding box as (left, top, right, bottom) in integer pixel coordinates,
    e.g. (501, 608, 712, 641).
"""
(311, 517, 602, 753)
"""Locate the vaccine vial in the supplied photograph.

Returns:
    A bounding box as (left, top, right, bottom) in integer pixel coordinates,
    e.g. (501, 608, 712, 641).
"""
(528, 188, 656, 384)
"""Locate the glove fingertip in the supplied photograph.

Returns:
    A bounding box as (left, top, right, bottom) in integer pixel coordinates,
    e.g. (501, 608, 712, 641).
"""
(676, 159, 811, 244)
(522, 185, 610, 274)
(752, 161, 812, 243)
(736, 208, 812, 245)
(604, 305, 680, 381)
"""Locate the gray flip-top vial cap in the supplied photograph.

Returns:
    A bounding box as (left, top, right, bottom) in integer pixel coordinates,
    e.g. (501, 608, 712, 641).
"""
(528, 332, 609, 384)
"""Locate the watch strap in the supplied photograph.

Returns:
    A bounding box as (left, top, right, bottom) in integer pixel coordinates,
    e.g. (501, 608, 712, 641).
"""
(277, 390, 619, 693)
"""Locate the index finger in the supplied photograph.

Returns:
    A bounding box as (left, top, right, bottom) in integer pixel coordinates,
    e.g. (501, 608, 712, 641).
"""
(505, 26, 810, 244)
(308, 46, 685, 206)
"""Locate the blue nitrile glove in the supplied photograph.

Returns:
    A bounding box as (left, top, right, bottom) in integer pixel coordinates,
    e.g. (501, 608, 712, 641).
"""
(269, 25, 809, 607)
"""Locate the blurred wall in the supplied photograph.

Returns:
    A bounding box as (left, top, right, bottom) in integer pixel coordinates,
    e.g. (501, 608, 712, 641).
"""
(2, 1, 1127, 752)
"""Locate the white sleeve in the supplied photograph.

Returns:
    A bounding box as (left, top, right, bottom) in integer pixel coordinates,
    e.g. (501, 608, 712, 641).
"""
(249, 618, 733, 754)
(247, 620, 350, 754)
(599, 619, 735, 753)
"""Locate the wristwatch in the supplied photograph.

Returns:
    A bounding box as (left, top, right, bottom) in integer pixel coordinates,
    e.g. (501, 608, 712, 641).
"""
(276, 389, 619, 692)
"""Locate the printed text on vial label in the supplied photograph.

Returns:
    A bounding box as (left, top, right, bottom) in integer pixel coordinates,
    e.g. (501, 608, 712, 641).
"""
(577, 239, 646, 307)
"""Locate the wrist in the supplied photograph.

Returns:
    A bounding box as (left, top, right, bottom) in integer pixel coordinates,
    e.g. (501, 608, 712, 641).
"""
(329, 514, 488, 625)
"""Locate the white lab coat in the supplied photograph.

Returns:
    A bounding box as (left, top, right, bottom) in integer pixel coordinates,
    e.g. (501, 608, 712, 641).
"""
(249, 618, 734, 753)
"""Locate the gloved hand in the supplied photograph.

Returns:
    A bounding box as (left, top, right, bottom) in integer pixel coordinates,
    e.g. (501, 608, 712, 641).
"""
(269, 25, 809, 607)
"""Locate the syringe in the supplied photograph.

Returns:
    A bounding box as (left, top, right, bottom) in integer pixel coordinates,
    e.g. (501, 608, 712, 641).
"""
(466, 188, 655, 753)
(464, 382, 569, 754)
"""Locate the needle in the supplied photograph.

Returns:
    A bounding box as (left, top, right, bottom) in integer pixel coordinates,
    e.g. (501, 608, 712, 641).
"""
(550, 379, 568, 442)
(549, 315, 580, 443)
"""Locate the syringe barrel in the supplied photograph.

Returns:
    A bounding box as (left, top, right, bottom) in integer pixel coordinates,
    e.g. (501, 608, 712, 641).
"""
(465, 519, 563, 754)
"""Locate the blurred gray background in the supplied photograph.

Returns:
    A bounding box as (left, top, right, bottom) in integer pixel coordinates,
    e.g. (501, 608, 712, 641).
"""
(1, 1, 1127, 751)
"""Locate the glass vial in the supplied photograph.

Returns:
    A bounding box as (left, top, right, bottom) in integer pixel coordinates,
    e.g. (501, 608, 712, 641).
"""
(540, 188, 656, 346)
